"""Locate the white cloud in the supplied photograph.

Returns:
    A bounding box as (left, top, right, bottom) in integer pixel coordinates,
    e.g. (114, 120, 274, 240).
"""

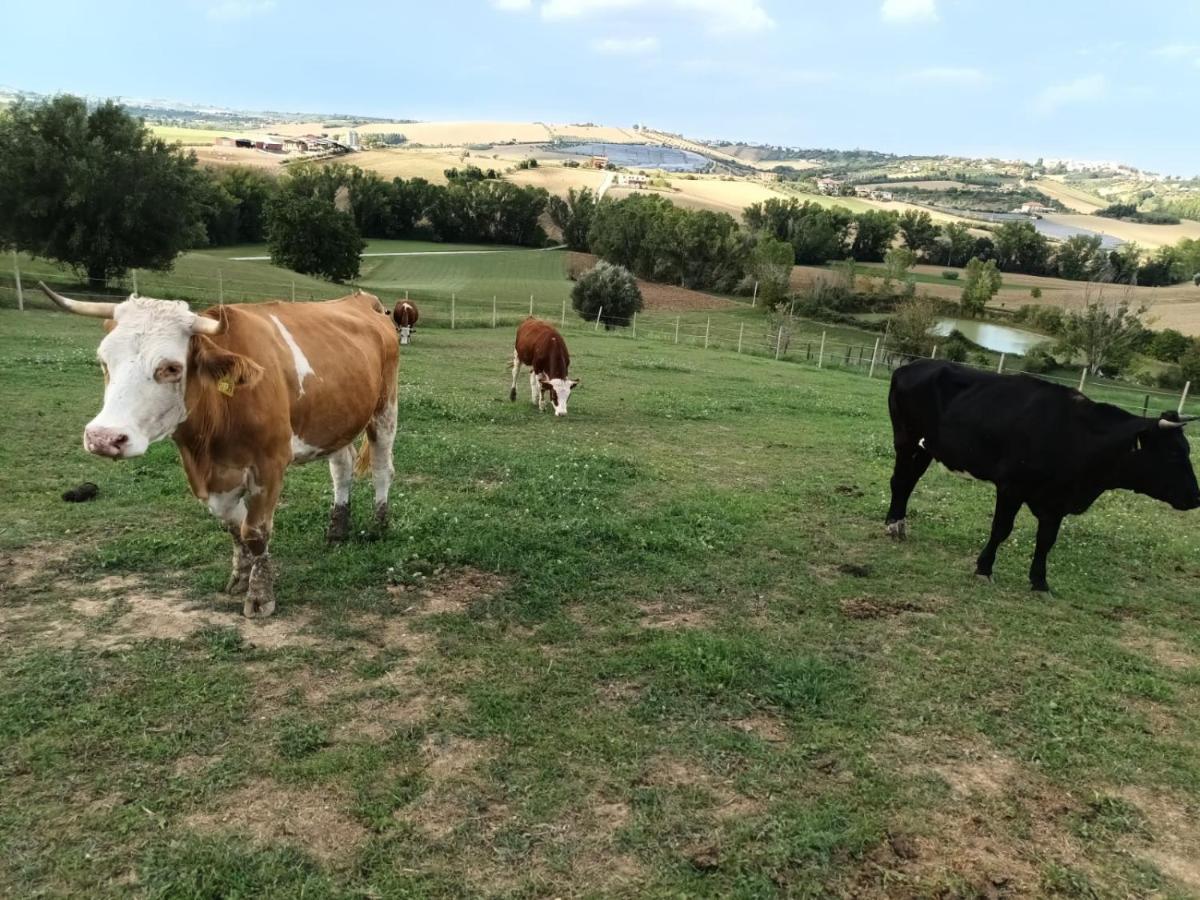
(491, 0, 533, 10)
(880, 0, 937, 23)
(1154, 43, 1200, 60)
(541, 0, 773, 34)
(593, 35, 660, 54)
(906, 66, 987, 85)
(1032, 74, 1107, 117)
(205, 0, 276, 20)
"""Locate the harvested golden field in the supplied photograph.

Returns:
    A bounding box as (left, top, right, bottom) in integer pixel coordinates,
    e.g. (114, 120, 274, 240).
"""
(1034, 179, 1106, 213)
(546, 123, 642, 143)
(506, 165, 608, 197)
(191, 146, 288, 171)
(347, 149, 475, 183)
(150, 125, 229, 146)
(359, 121, 553, 145)
(606, 177, 787, 217)
(1042, 213, 1200, 249)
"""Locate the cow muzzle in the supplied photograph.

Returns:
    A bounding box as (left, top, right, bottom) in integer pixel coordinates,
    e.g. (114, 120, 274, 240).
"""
(84, 425, 137, 459)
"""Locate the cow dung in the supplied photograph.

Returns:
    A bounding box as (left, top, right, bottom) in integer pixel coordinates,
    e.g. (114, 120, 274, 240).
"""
(62, 482, 99, 503)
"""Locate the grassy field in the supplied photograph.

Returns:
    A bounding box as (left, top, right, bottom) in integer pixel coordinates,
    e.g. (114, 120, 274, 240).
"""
(3, 300, 1200, 898)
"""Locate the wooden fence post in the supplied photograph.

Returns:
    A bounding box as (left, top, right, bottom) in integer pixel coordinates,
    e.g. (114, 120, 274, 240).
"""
(868, 337, 881, 378)
(675, 317, 680, 344)
(132, 269, 139, 296)
(931, 344, 938, 359)
(775, 327, 783, 360)
(492, 296, 497, 328)
(817, 331, 826, 369)
(529, 294, 534, 316)
(1142, 394, 1150, 418)
(1078, 368, 1087, 392)
(1180, 381, 1192, 414)
(751, 281, 758, 306)
(704, 318, 711, 350)
(632, 312, 637, 338)
(11, 251, 23, 311)
(595, 306, 602, 331)
(561, 298, 566, 327)
(291, 279, 296, 302)
(451, 294, 456, 329)
(997, 353, 1005, 374)
(737, 322, 744, 354)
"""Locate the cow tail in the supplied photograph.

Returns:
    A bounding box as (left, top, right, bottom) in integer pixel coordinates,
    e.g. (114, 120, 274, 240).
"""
(354, 436, 373, 478)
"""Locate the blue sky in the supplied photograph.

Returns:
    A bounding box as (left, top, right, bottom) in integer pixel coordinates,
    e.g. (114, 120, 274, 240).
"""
(4, 0, 1199, 174)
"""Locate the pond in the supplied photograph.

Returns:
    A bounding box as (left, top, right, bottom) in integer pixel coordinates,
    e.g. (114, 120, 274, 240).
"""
(552, 141, 712, 172)
(933, 318, 1052, 355)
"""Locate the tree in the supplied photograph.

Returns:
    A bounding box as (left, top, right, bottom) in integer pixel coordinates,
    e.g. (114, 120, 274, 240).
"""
(750, 234, 794, 308)
(898, 209, 939, 256)
(888, 298, 939, 357)
(1055, 291, 1147, 375)
(266, 193, 365, 282)
(1147, 328, 1192, 363)
(571, 260, 643, 328)
(548, 187, 597, 252)
(1055, 234, 1104, 282)
(882, 247, 917, 295)
(993, 220, 1051, 274)
(1180, 341, 1200, 383)
(0, 96, 209, 284)
(850, 210, 899, 262)
(960, 257, 1001, 316)
(936, 222, 975, 268)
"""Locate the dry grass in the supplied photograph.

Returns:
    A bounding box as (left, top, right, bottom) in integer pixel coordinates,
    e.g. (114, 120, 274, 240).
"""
(1035, 179, 1107, 214)
(1043, 213, 1200, 249)
(505, 164, 609, 197)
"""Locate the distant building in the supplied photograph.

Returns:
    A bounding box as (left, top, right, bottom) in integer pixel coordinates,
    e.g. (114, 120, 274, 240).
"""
(854, 186, 893, 201)
(588, 155, 609, 169)
(1015, 201, 1054, 215)
(816, 177, 842, 195)
(346, 130, 360, 150)
(616, 173, 649, 187)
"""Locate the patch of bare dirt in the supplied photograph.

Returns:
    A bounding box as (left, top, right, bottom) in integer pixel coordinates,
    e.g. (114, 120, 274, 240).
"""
(1121, 628, 1199, 671)
(422, 734, 491, 780)
(183, 778, 365, 864)
(0, 543, 69, 588)
(731, 712, 789, 743)
(641, 755, 765, 822)
(173, 754, 220, 777)
(840, 596, 920, 620)
(637, 598, 712, 630)
(1117, 786, 1200, 893)
(333, 692, 461, 743)
(927, 748, 1022, 799)
(596, 679, 643, 708)
(388, 567, 509, 617)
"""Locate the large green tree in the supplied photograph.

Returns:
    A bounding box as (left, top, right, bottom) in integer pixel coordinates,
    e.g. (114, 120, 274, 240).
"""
(993, 220, 1051, 274)
(960, 257, 1002, 316)
(548, 187, 597, 252)
(850, 210, 899, 262)
(897, 209, 939, 256)
(266, 193, 365, 282)
(1055, 234, 1104, 282)
(0, 95, 209, 284)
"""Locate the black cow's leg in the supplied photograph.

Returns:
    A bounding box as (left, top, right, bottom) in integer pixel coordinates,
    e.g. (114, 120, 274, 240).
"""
(885, 442, 932, 539)
(1028, 513, 1063, 593)
(975, 488, 1021, 580)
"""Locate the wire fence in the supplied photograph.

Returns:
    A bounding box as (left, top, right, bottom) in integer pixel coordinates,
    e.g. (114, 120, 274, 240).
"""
(3, 256, 1196, 420)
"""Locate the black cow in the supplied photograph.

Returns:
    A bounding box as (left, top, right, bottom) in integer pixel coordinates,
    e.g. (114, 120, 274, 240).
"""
(885, 360, 1199, 592)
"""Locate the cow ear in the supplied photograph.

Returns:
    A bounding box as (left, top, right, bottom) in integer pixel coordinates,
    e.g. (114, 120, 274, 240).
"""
(569, 378, 580, 389)
(190, 335, 264, 391)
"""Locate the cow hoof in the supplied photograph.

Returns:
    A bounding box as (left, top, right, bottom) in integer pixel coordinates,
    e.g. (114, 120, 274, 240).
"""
(224, 572, 250, 595)
(885, 519, 907, 540)
(373, 502, 389, 531)
(1030, 581, 1051, 594)
(243, 596, 276, 618)
(975, 573, 993, 584)
(326, 504, 351, 544)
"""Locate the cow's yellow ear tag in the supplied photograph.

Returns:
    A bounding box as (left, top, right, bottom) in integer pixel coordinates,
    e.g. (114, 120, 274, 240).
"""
(217, 377, 235, 397)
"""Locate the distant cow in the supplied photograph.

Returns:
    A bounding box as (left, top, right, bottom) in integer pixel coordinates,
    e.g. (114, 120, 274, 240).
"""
(886, 360, 1199, 592)
(40, 283, 399, 617)
(393, 300, 419, 345)
(510, 317, 579, 417)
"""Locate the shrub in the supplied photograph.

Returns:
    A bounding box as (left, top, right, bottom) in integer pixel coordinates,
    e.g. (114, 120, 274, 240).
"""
(1030, 287, 1042, 299)
(940, 332, 970, 362)
(1156, 368, 1186, 390)
(1022, 347, 1057, 374)
(571, 260, 643, 329)
(941, 270, 960, 280)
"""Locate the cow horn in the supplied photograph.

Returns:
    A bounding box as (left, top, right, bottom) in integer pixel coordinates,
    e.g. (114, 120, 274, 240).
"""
(1159, 415, 1198, 429)
(190, 313, 224, 336)
(38, 282, 117, 319)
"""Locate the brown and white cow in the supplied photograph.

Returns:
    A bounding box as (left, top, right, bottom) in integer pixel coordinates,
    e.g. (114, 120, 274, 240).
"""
(392, 300, 419, 345)
(39, 283, 399, 618)
(509, 317, 578, 417)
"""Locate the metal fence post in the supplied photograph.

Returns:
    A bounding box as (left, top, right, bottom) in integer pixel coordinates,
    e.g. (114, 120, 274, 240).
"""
(561, 298, 566, 327)
(1078, 368, 1087, 392)
(817, 331, 826, 369)
(868, 337, 881, 378)
(704, 318, 711, 350)
(595, 306, 602, 331)
(492, 296, 497, 328)
(530, 294, 534, 316)
(931, 344, 938, 359)
(1180, 381, 1192, 414)
(11, 251, 23, 311)
(675, 317, 680, 344)
(737, 322, 744, 354)
(451, 293, 456, 329)
(997, 352, 1005, 374)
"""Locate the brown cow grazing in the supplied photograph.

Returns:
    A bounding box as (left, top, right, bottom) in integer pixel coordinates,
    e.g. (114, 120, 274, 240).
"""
(510, 317, 579, 417)
(39, 283, 399, 618)
(393, 300, 419, 345)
